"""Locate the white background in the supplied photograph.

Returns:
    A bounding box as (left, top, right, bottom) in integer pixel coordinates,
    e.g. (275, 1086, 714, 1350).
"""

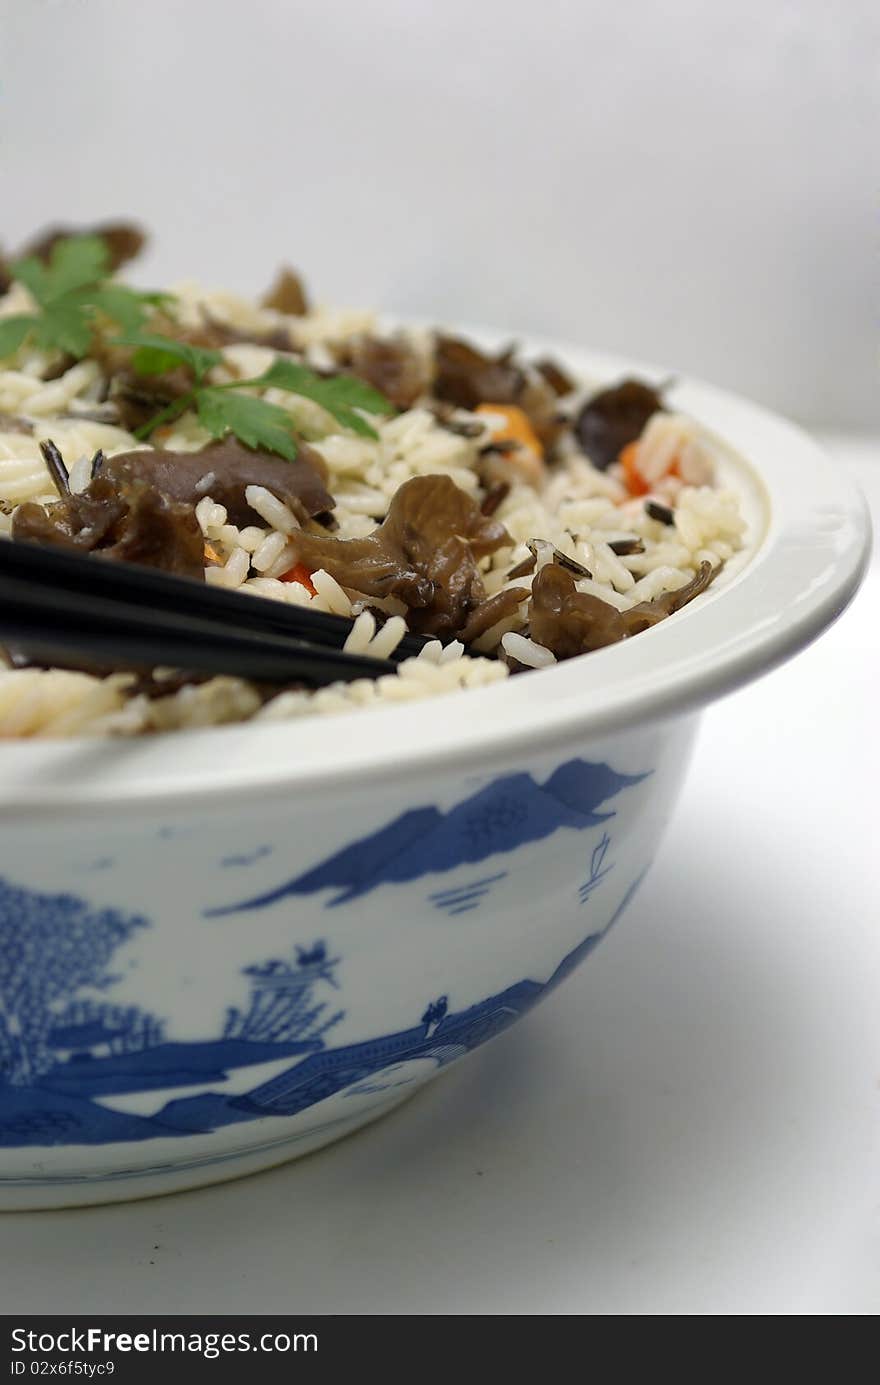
(0, 1, 877, 1317)
(1, 0, 877, 426)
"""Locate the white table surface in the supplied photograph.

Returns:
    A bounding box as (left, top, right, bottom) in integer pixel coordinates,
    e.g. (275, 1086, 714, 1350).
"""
(1, 437, 876, 1317)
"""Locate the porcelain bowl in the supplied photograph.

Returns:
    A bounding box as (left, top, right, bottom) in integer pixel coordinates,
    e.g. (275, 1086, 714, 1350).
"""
(0, 344, 869, 1208)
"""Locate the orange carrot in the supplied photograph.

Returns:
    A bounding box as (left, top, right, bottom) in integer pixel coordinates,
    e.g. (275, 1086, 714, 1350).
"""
(475, 403, 543, 459)
(619, 442, 681, 497)
(619, 442, 649, 496)
(280, 562, 317, 595)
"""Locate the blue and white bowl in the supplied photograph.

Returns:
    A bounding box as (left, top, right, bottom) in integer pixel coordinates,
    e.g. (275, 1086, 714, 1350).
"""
(0, 348, 869, 1208)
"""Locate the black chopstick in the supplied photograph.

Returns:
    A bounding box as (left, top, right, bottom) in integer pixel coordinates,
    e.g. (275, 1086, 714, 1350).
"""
(0, 592, 398, 685)
(0, 541, 409, 685)
(0, 538, 430, 663)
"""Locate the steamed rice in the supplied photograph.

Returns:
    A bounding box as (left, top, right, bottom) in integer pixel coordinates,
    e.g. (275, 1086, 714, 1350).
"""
(0, 255, 747, 739)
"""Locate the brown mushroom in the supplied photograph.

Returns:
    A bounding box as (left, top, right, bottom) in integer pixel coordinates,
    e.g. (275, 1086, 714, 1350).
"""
(100, 437, 333, 528)
(260, 267, 309, 317)
(433, 334, 561, 448)
(348, 335, 430, 411)
(573, 378, 665, 471)
(283, 474, 512, 637)
(529, 560, 717, 659)
(13, 475, 205, 580)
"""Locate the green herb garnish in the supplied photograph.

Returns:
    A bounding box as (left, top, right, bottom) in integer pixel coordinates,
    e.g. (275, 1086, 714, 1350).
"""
(0, 235, 169, 361)
(111, 330, 395, 461)
(253, 358, 394, 439)
(195, 389, 304, 460)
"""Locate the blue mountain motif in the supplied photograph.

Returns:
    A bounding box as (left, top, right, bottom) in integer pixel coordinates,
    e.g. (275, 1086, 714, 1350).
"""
(207, 758, 648, 913)
(0, 847, 648, 1148)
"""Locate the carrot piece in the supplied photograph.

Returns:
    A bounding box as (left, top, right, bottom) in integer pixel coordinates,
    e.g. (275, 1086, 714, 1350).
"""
(280, 562, 317, 595)
(619, 442, 681, 496)
(475, 403, 544, 459)
(619, 442, 649, 496)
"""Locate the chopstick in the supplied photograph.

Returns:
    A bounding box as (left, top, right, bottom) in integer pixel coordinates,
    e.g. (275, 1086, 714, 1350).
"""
(0, 599, 397, 684)
(0, 541, 415, 686)
(0, 538, 430, 661)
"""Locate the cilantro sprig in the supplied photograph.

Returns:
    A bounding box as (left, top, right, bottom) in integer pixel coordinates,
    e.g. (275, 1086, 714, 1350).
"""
(0, 235, 168, 361)
(253, 358, 394, 440)
(112, 331, 395, 461)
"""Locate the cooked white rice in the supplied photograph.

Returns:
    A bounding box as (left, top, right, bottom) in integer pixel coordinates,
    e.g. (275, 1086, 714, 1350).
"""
(0, 272, 747, 738)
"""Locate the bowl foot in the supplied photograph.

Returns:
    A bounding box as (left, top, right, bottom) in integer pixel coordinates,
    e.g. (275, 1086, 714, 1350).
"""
(0, 1086, 419, 1211)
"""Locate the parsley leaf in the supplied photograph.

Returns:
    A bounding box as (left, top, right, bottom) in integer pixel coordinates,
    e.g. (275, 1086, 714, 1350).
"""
(111, 329, 396, 460)
(196, 388, 298, 460)
(0, 316, 36, 358)
(30, 235, 110, 302)
(32, 301, 95, 357)
(111, 333, 222, 383)
(10, 257, 53, 307)
(254, 358, 393, 438)
(0, 234, 170, 362)
(87, 286, 158, 336)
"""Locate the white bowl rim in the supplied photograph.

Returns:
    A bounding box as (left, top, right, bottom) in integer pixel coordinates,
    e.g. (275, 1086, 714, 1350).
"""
(0, 333, 871, 817)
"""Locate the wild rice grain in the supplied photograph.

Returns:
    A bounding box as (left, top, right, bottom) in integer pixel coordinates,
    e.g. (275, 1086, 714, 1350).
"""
(645, 500, 675, 524)
(608, 537, 645, 556)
